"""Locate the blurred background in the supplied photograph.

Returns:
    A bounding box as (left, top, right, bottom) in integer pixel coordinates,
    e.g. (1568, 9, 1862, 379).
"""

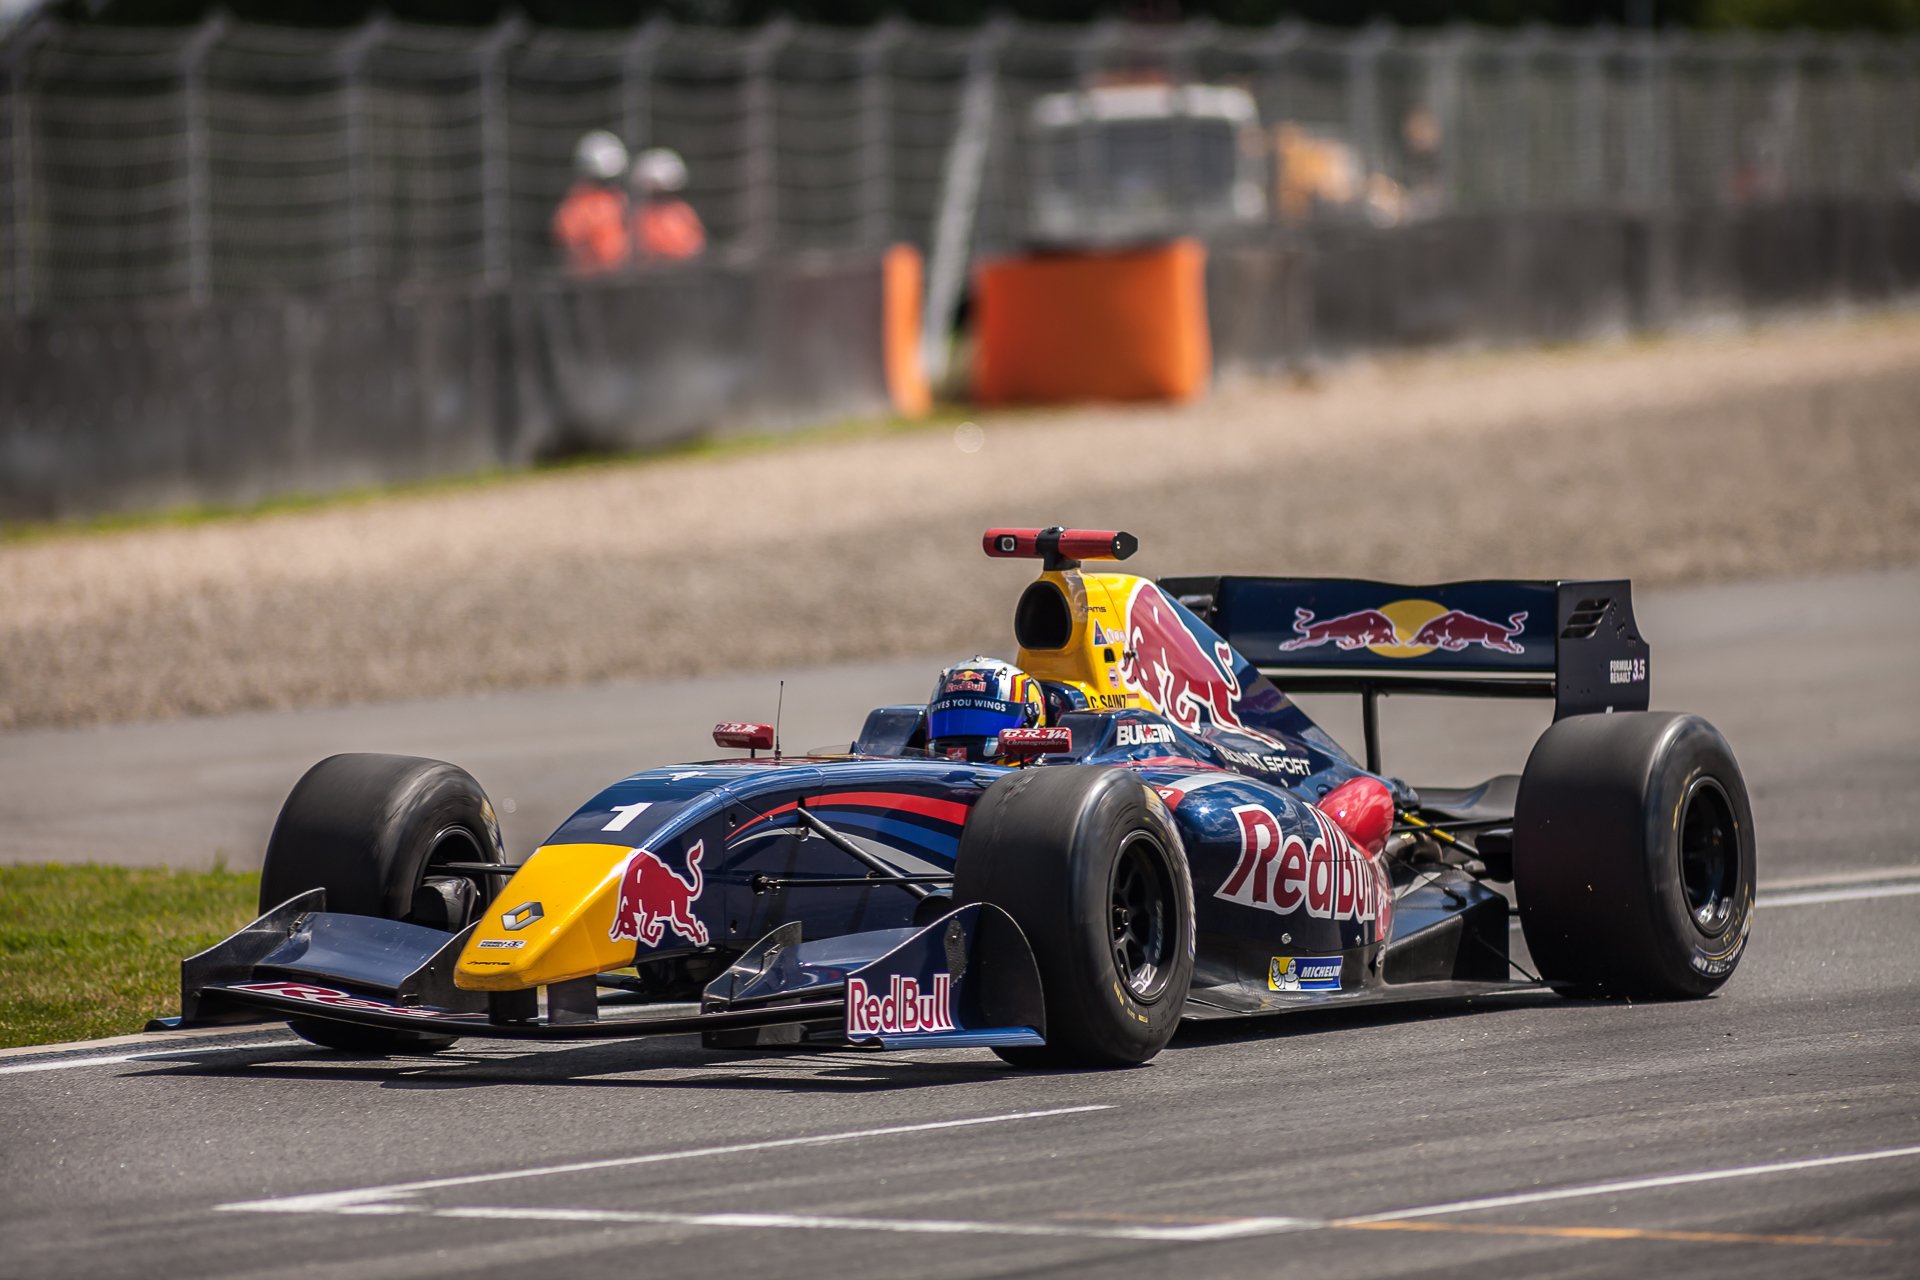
(1, 0, 1917, 872)
(3, 0, 1919, 521)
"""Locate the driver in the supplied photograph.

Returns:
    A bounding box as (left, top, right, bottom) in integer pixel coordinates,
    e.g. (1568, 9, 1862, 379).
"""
(926, 658, 1047, 763)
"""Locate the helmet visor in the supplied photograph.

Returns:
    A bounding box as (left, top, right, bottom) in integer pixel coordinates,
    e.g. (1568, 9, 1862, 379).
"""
(927, 702, 1024, 743)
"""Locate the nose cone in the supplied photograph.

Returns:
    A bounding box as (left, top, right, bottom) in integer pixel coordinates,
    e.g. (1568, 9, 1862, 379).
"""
(455, 843, 636, 991)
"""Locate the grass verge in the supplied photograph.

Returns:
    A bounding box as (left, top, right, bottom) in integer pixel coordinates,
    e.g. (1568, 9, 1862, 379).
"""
(0, 863, 260, 1049)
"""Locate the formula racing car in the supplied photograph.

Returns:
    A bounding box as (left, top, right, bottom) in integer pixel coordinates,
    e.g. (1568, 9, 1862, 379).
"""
(169, 527, 1756, 1066)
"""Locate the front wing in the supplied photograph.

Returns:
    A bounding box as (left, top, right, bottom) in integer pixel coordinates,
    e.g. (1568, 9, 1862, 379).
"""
(175, 890, 1046, 1049)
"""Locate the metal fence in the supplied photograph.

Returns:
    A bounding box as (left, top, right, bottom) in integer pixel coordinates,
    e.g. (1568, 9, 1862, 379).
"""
(3, 16, 1917, 316)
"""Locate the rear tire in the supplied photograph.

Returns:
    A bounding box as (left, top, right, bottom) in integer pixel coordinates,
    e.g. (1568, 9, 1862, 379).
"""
(1514, 712, 1755, 999)
(955, 766, 1194, 1067)
(261, 753, 506, 1053)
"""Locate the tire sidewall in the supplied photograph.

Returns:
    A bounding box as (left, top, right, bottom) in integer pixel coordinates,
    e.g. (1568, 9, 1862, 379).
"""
(1636, 723, 1757, 995)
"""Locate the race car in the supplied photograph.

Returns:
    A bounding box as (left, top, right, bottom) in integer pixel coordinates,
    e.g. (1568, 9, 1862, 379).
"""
(169, 526, 1756, 1067)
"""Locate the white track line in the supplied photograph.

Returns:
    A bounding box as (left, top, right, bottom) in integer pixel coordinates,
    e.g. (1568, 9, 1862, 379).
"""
(1338, 1143, 1920, 1225)
(0, 1042, 292, 1076)
(219, 1106, 1111, 1214)
(425, 1205, 1315, 1242)
(1758, 883, 1920, 908)
(227, 1142, 1920, 1246)
(1509, 878, 1920, 930)
(1764, 866, 1920, 891)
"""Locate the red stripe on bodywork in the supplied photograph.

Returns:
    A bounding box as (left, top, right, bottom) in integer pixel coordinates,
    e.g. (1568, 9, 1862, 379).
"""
(734, 790, 972, 835)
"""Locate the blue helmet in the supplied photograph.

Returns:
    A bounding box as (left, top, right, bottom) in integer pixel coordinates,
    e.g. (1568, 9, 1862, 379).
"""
(927, 657, 1047, 764)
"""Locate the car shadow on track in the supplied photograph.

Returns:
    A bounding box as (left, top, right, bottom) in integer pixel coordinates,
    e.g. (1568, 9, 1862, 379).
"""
(122, 1037, 1020, 1094)
(125, 991, 1578, 1091)
(1161, 989, 1572, 1055)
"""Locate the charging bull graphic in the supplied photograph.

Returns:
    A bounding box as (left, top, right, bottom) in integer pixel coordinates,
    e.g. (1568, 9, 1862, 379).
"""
(609, 841, 709, 947)
(1407, 610, 1527, 654)
(1120, 583, 1247, 734)
(1281, 604, 1529, 656)
(1279, 608, 1398, 652)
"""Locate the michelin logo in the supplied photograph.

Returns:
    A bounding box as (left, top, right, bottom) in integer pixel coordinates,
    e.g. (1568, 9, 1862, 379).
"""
(1268, 956, 1342, 992)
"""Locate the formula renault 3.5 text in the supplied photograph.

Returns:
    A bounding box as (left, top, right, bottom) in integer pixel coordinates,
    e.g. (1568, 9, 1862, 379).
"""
(169, 527, 1755, 1066)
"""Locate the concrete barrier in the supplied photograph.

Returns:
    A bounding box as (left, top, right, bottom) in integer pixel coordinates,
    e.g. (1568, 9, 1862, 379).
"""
(0, 250, 915, 522)
(5, 201, 1914, 522)
(1206, 198, 1920, 378)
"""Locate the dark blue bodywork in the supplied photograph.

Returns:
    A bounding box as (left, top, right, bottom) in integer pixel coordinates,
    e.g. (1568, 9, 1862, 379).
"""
(537, 592, 1512, 1019)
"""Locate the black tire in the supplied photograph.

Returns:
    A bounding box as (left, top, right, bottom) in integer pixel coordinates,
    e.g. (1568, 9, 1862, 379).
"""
(954, 766, 1194, 1068)
(260, 753, 506, 1053)
(1514, 712, 1755, 999)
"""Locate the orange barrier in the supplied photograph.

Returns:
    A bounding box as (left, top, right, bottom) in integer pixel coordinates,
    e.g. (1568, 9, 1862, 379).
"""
(973, 238, 1211, 405)
(883, 244, 932, 419)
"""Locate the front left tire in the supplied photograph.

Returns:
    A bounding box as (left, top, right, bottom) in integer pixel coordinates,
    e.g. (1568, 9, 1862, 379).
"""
(260, 752, 506, 1053)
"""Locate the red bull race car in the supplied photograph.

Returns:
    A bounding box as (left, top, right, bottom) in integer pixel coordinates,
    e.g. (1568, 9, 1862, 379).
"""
(168, 527, 1756, 1067)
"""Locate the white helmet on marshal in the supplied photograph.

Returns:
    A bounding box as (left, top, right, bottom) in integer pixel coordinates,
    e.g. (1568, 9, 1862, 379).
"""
(573, 130, 629, 182)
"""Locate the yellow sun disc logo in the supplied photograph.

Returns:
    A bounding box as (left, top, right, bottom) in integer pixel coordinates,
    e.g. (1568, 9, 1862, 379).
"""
(1368, 599, 1450, 657)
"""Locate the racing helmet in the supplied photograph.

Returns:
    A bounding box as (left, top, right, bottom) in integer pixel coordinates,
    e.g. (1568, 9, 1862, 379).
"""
(574, 130, 629, 182)
(927, 658, 1047, 764)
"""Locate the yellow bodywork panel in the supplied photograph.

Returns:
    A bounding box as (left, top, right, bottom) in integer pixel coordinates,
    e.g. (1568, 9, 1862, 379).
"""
(1016, 568, 1148, 714)
(454, 843, 637, 992)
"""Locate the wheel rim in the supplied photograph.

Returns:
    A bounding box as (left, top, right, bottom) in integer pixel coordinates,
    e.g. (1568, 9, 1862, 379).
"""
(424, 825, 486, 876)
(1678, 777, 1739, 936)
(418, 825, 489, 928)
(1108, 831, 1178, 1004)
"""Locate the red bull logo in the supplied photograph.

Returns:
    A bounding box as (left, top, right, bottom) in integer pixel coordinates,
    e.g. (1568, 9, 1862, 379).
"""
(1216, 804, 1387, 928)
(845, 972, 954, 1037)
(609, 841, 709, 948)
(1280, 601, 1528, 658)
(1279, 608, 1398, 651)
(231, 981, 448, 1019)
(1119, 583, 1246, 734)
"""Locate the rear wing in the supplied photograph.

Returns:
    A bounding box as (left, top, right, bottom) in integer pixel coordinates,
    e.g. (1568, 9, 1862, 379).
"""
(1160, 576, 1649, 770)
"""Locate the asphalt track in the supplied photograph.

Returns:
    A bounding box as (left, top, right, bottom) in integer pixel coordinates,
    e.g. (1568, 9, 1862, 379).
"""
(1, 567, 1917, 1279)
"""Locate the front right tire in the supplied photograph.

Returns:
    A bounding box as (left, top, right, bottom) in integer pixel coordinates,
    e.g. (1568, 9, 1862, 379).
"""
(955, 766, 1195, 1067)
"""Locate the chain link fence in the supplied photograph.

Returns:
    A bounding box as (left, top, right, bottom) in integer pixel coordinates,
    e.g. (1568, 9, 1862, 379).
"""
(3, 16, 1917, 316)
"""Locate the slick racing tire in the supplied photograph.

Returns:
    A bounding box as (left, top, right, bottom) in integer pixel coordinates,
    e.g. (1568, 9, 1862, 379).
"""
(955, 766, 1194, 1068)
(260, 753, 507, 1054)
(1513, 712, 1755, 999)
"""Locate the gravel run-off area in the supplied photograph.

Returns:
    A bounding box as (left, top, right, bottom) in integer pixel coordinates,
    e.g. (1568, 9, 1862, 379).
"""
(4, 310, 1918, 731)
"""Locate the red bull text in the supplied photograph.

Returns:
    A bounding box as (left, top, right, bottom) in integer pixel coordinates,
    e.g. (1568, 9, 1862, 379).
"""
(845, 972, 955, 1037)
(1216, 804, 1385, 926)
(231, 981, 447, 1019)
(609, 841, 709, 947)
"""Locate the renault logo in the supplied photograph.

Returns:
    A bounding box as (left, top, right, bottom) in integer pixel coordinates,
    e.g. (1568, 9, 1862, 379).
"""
(501, 901, 543, 931)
